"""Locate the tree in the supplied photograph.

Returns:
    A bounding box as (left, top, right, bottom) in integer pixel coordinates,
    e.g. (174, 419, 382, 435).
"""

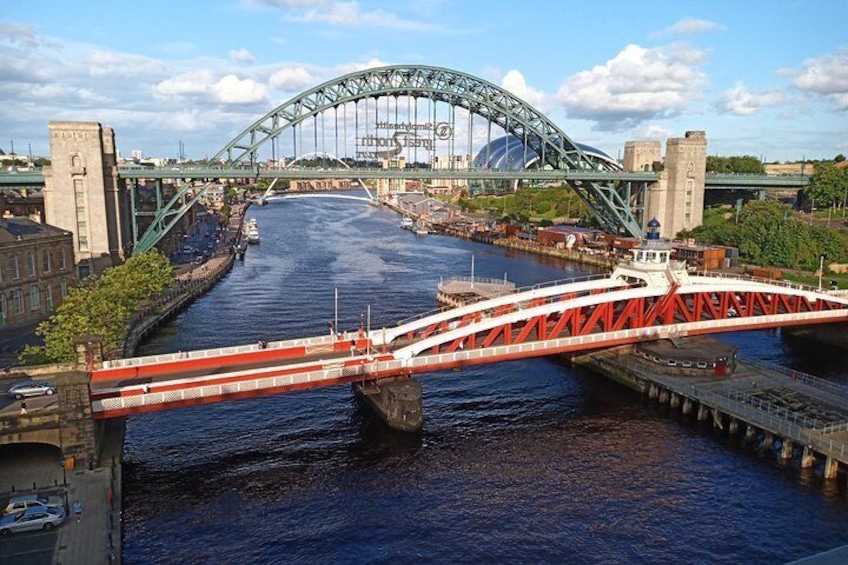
(807, 161, 848, 208)
(706, 155, 764, 174)
(835, 154, 846, 163)
(20, 250, 175, 364)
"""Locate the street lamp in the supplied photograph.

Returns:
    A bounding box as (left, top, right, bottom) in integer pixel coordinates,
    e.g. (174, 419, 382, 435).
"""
(818, 254, 825, 291)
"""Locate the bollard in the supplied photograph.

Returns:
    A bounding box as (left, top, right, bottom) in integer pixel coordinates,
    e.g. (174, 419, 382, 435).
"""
(33, 481, 37, 490)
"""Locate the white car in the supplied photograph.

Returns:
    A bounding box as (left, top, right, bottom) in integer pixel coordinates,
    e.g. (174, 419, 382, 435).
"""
(3, 494, 65, 516)
(6, 381, 56, 400)
(0, 506, 65, 535)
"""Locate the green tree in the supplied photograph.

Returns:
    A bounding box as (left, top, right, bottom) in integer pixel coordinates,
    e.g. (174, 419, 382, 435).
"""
(20, 250, 174, 364)
(706, 155, 764, 174)
(807, 161, 848, 209)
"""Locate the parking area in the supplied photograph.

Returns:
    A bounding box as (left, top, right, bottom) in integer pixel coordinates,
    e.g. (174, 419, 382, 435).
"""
(0, 445, 67, 565)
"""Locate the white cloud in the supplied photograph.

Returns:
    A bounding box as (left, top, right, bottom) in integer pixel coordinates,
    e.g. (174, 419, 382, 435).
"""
(793, 51, 848, 110)
(213, 74, 267, 104)
(715, 82, 785, 116)
(656, 18, 725, 37)
(247, 0, 435, 30)
(500, 69, 548, 111)
(269, 66, 316, 91)
(229, 48, 256, 63)
(634, 124, 675, 141)
(154, 70, 216, 99)
(333, 58, 389, 75)
(88, 50, 170, 79)
(556, 43, 710, 130)
(0, 21, 38, 47)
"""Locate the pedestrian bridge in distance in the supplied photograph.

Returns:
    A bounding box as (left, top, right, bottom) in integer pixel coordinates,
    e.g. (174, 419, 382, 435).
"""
(88, 239, 848, 420)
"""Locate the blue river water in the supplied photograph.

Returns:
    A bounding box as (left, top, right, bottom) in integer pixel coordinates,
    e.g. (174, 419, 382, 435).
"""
(122, 194, 848, 564)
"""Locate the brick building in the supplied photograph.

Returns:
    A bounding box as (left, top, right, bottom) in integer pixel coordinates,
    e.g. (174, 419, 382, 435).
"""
(0, 218, 76, 328)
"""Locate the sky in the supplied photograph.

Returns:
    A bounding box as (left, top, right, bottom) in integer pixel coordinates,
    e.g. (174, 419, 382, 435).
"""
(1, 0, 847, 164)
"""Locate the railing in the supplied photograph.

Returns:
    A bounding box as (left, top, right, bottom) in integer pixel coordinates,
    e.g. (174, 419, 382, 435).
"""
(748, 360, 848, 398)
(593, 354, 848, 461)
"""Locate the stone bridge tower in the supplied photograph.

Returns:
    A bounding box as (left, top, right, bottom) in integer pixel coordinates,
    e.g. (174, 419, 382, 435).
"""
(43, 121, 130, 278)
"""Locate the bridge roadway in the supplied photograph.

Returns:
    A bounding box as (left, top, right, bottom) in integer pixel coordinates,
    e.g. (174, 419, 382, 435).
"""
(0, 167, 810, 190)
(88, 261, 848, 420)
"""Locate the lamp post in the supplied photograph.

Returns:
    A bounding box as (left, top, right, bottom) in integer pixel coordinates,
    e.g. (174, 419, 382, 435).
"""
(818, 254, 825, 291)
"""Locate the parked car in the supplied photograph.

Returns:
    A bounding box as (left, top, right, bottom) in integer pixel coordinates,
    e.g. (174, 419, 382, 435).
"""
(3, 494, 65, 516)
(5, 381, 56, 400)
(0, 506, 65, 535)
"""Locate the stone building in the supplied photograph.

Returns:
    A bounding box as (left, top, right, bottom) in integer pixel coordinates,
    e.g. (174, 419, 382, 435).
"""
(42, 121, 131, 279)
(625, 131, 707, 239)
(0, 218, 75, 328)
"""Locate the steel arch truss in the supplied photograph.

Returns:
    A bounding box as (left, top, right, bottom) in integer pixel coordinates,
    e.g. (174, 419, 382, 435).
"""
(390, 284, 848, 361)
(214, 65, 642, 237)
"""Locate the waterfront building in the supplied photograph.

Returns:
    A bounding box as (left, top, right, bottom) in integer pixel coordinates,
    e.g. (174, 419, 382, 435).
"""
(0, 217, 75, 328)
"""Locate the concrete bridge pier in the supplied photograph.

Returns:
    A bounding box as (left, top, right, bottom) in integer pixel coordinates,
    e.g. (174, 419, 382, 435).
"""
(354, 376, 423, 432)
(745, 424, 757, 443)
(682, 398, 693, 416)
(697, 404, 709, 422)
(658, 388, 670, 405)
(762, 431, 774, 451)
(824, 457, 839, 480)
(801, 446, 816, 469)
(669, 393, 681, 411)
(712, 410, 724, 431)
(780, 439, 794, 460)
(728, 418, 739, 436)
(648, 384, 659, 401)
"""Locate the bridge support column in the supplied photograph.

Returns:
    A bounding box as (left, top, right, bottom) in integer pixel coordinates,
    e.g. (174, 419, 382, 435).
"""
(648, 384, 658, 401)
(697, 404, 709, 422)
(682, 398, 693, 416)
(801, 447, 815, 469)
(712, 410, 724, 431)
(780, 439, 794, 460)
(658, 388, 669, 405)
(669, 393, 680, 410)
(762, 431, 774, 451)
(824, 457, 839, 480)
(746, 424, 757, 442)
(728, 418, 739, 435)
(354, 376, 423, 432)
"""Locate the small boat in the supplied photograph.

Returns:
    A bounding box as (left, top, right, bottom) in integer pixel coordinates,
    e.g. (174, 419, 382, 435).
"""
(414, 220, 429, 235)
(400, 217, 414, 231)
(245, 218, 260, 244)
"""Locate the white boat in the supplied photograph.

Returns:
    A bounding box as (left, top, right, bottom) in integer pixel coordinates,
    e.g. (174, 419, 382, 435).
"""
(400, 217, 414, 231)
(245, 218, 260, 244)
(414, 220, 429, 235)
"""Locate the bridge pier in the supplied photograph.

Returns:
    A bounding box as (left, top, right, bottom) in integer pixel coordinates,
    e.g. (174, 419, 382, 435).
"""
(669, 393, 681, 410)
(745, 424, 757, 442)
(648, 384, 658, 401)
(697, 404, 709, 422)
(658, 388, 670, 405)
(712, 409, 724, 431)
(780, 439, 794, 460)
(762, 431, 774, 451)
(354, 376, 423, 432)
(728, 418, 739, 435)
(681, 398, 693, 416)
(801, 446, 815, 469)
(824, 457, 839, 480)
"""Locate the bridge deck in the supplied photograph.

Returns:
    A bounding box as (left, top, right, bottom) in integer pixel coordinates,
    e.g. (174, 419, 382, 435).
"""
(584, 348, 848, 465)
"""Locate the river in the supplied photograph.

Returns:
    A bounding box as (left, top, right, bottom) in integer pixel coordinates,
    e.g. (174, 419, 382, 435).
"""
(121, 194, 848, 564)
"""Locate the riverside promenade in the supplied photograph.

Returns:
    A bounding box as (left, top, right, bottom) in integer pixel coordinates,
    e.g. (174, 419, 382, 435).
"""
(0, 204, 248, 564)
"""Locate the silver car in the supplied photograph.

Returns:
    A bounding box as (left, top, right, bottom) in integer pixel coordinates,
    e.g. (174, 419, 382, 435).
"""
(0, 506, 65, 535)
(3, 494, 65, 516)
(6, 381, 56, 400)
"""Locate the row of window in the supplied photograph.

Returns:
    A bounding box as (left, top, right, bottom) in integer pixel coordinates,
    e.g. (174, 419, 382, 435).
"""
(0, 248, 68, 283)
(0, 281, 69, 322)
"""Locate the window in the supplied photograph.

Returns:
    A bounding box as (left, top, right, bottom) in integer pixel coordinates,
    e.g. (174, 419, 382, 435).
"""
(42, 250, 51, 273)
(60, 279, 68, 298)
(29, 285, 40, 311)
(0, 294, 5, 325)
(12, 290, 23, 315)
(74, 178, 88, 251)
(26, 252, 35, 277)
(11, 256, 20, 280)
(45, 286, 54, 312)
(59, 247, 67, 271)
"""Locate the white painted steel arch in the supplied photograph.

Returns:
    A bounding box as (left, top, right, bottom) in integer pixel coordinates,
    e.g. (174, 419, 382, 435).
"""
(383, 276, 848, 360)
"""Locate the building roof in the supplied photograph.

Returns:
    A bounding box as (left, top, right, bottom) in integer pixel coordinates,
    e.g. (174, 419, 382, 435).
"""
(0, 218, 70, 244)
(473, 135, 621, 171)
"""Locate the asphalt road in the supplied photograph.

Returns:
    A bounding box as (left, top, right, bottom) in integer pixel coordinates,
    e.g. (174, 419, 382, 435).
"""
(0, 528, 58, 565)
